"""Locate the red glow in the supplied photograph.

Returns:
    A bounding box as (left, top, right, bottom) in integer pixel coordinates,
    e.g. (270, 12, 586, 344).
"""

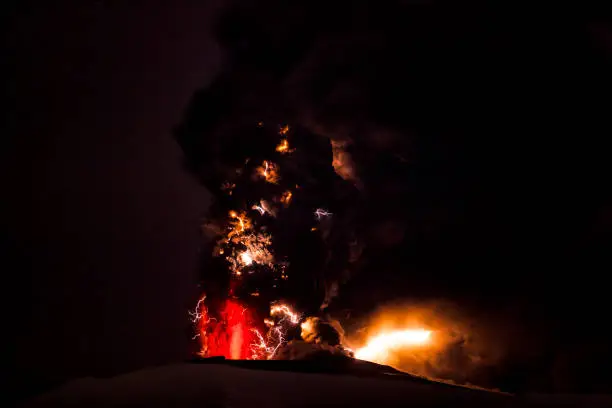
(197, 299, 260, 359)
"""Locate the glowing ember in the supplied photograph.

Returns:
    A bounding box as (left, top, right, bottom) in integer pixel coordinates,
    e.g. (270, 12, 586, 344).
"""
(276, 139, 294, 154)
(256, 160, 280, 184)
(354, 329, 432, 363)
(215, 209, 277, 276)
(227, 232, 274, 276)
(239, 251, 253, 265)
(279, 125, 290, 135)
(280, 190, 292, 206)
(228, 211, 252, 238)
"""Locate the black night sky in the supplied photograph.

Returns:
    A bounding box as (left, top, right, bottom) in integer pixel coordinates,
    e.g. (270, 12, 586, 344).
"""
(5, 2, 221, 394)
(5, 1, 612, 400)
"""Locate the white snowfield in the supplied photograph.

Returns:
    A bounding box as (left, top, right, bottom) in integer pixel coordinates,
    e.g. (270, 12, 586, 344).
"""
(21, 363, 612, 408)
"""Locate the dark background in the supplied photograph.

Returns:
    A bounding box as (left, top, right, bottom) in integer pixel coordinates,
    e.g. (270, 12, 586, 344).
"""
(5, 0, 612, 400)
(5, 2, 221, 398)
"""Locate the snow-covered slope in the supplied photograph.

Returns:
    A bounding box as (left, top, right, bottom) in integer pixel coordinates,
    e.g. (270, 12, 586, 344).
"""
(21, 361, 610, 407)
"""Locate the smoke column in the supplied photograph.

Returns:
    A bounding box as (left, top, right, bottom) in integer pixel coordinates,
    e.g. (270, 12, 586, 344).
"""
(179, 121, 360, 358)
(176, 0, 612, 392)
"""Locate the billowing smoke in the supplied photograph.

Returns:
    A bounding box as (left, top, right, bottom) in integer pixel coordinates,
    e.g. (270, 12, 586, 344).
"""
(176, 0, 612, 392)
(270, 316, 353, 361)
(180, 118, 363, 358)
(346, 301, 511, 389)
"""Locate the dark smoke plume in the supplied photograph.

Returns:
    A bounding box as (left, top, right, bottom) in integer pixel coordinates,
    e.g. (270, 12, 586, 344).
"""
(176, 0, 612, 392)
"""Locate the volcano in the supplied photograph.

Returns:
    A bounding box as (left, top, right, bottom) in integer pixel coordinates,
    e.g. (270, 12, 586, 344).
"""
(22, 358, 610, 407)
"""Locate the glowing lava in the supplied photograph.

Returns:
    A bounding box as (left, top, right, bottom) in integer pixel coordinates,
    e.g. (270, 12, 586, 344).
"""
(194, 298, 260, 360)
(354, 329, 432, 364)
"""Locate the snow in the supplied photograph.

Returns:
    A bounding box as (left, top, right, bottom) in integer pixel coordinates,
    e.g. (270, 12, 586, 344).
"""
(21, 362, 612, 407)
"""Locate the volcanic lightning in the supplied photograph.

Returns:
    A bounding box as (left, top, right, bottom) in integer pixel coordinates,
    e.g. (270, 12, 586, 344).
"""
(190, 122, 357, 361)
(314, 208, 332, 220)
(256, 160, 280, 184)
(252, 199, 275, 217)
(270, 304, 301, 324)
(249, 303, 301, 359)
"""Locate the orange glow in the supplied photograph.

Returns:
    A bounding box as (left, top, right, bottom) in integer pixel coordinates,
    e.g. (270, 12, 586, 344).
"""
(191, 122, 325, 361)
(275, 139, 294, 154)
(227, 232, 274, 276)
(220, 210, 275, 276)
(300, 317, 317, 343)
(228, 211, 251, 237)
(239, 251, 253, 265)
(279, 125, 290, 135)
(256, 160, 280, 184)
(354, 329, 432, 363)
(331, 139, 357, 182)
(280, 190, 292, 206)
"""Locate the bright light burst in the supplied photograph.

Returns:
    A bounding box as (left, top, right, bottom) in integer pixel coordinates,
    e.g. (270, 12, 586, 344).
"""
(354, 329, 432, 363)
(227, 232, 274, 276)
(239, 251, 253, 265)
(215, 210, 277, 277)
